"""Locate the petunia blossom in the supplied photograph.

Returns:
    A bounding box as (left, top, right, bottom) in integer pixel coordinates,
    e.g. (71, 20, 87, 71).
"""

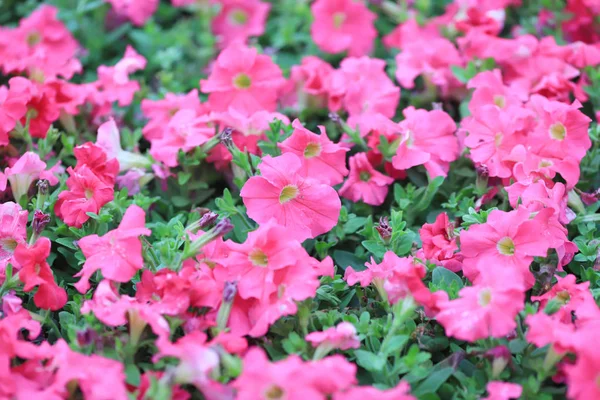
(241, 153, 341, 241)
(212, 0, 271, 48)
(74, 205, 151, 293)
(339, 152, 393, 206)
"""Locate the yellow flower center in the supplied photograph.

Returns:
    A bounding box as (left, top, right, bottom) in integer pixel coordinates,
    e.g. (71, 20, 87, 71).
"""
(279, 185, 299, 204)
(233, 73, 252, 89)
(549, 122, 566, 141)
(479, 288, 492, 306)
(26, 31, 41, 47)
(84, 189, 94, 200)
(229, 8, 248, 25)
(494, 132, 503, 147)
(332, 12, 346, 29)
(556, 290, 570, 304)
(264, 385, 285, 400)
(0, 238, 18, 252)
(359, 171, 371, 182)
(493, 95, 506, 108)
(248, 248, 268, 267)
(303, 142, 322, 158)
(539, 159, 553, 168)
(496, 237, 515, 256)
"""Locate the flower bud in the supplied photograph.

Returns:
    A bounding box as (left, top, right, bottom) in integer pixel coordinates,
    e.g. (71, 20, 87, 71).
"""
(32, 210, 51, 235)
(376, 216, 392, 242)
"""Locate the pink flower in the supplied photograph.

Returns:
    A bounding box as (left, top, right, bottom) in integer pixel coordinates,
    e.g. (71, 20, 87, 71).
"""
(0, 202, 27, 280)
(212, 0, 271, 48)
(105, 0, 159, 26)
(339, 153, 393, 206)
(419, 213, 462, 272)
(459, 207, 550, 287)
(141, 89, 205, 140)
(310, 0, 377, 57)
(306, 322, 360, 350)
(0, 84, 28, 146)
(54, 165, 114, 228)
(75, 205, 151, 293)
(527, 95, 592, 162)
(1, 5, 81, 80)
(200, 42, 286, 113)
(285, 56, 335, 109)
(468, 69, 528, 114)
(7, 77, 60, 139)
(564, 347, 600, 400)
(0, 151, 58, 201)
(155, 332, 227, 397)
(96, 119, 151, 171)
(91, 46, 147, 113)
(344, 251, 398, 288)
(482, 382, 522, 400)
(73, 142, 120, 186)
(14, 237, 67, 311)
(391, 107, 459, 178)
(279, 119, 348, 185)
(531, 274, 596, 324)
(81, 280, 170, 341)
(395, 37, 463, 97)
(436, 267, 525, 342)
(150, 109, 214, 167)
(233, 347, 356, 399)
(461, 104, 534, 178)
(241, 153, 341, 241)
(334, 382, 415, 400)
(217, 219, 312, 300)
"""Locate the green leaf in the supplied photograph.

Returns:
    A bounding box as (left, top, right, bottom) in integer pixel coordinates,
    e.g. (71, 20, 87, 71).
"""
(332, 250, 364, 272)
(413, 367, 454, 396)
(381, 335, 409, 355)
(361, 240, 387, 259)
(354, 349, 385, 372)
(432, 267, 463, 289)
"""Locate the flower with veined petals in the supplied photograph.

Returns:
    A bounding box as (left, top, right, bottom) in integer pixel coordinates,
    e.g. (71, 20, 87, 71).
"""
(241, 153, 341, 241)
(212, 0, 271, 48)
(74, 205, 151, 293)
(279, 119, 348, 185)
(339, 152, 393, 206)
(310, 0, 377, 57)
(200, 42, 286, 113)
(54, 165, 114, 228)
(13, 237, 67, 311)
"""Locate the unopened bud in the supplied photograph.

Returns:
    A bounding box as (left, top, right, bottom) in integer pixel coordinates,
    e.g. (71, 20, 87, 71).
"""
(328, 112, 342, 124)
(375, 216, 392, 241)
(32, 210, 51, 235)
(198, 211, 218, 229)
(219, 127, 234, 149)
(484, 345, 511, 378)
(223, 281, 238, 303)
(214, 218, 233, 237)
(36, 180, 49, 196)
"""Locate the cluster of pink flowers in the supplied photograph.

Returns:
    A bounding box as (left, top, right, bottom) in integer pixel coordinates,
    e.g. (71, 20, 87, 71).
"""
(1, 0, 600, 399)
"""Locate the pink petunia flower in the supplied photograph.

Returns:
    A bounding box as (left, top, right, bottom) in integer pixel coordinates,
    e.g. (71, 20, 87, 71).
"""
(459, 207, 550, 287)
(212, 0, 271, 48)
(150, 109, 214, 167)
(310, 0, 377, 57)
(436, 267, 525, 342)
(279, 119, 348, 185)
(104, 0, 159, 26)
(391, 107, 459, 178)
(306, 322, 360, 351)
(482, 382, 522, 400)
(0, 84, 28, 146)
(395, 37, 463, 97)
(0, 203, 28, 282)
(200, 42, 286, 113)
(74, 205, 151, 293)
(0, 151, 59, 202)
(419, 213, 462, 272)
(13, 237, 67, 311)
(334, 382, 416, 400)
(73, 142, 120, 186)
(96, 119, 152, 172)
(339, 153, 393, 206)
(284, 56, 335, 110)
(54, 165, 114, 228)
(241, 153, 341, 241)
(233, 347, 356, 399)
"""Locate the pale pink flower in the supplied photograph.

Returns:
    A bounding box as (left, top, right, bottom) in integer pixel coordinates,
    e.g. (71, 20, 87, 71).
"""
(0, 152, 58, 201)
(334, 382, 416, 400)
(306, 322, 360, 350)
(391, 107, 459, 178)
(212, 0, 270, 48)
(0, 202, 28, 280)
(141, 89, 205, 140)
(310, 0, 377, 57)
(200, 42, 286, 113)
(482, 382, 522, 400)
(279, 119, 348, 185)
(74, 205, 151, 293)
(105, 0, 159, 26)
(241, 153, 341, 241)
(339, 153, 393, 206)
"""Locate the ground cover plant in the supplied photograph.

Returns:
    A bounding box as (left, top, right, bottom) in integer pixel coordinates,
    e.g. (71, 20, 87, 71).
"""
(1, 0, 600, 399)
